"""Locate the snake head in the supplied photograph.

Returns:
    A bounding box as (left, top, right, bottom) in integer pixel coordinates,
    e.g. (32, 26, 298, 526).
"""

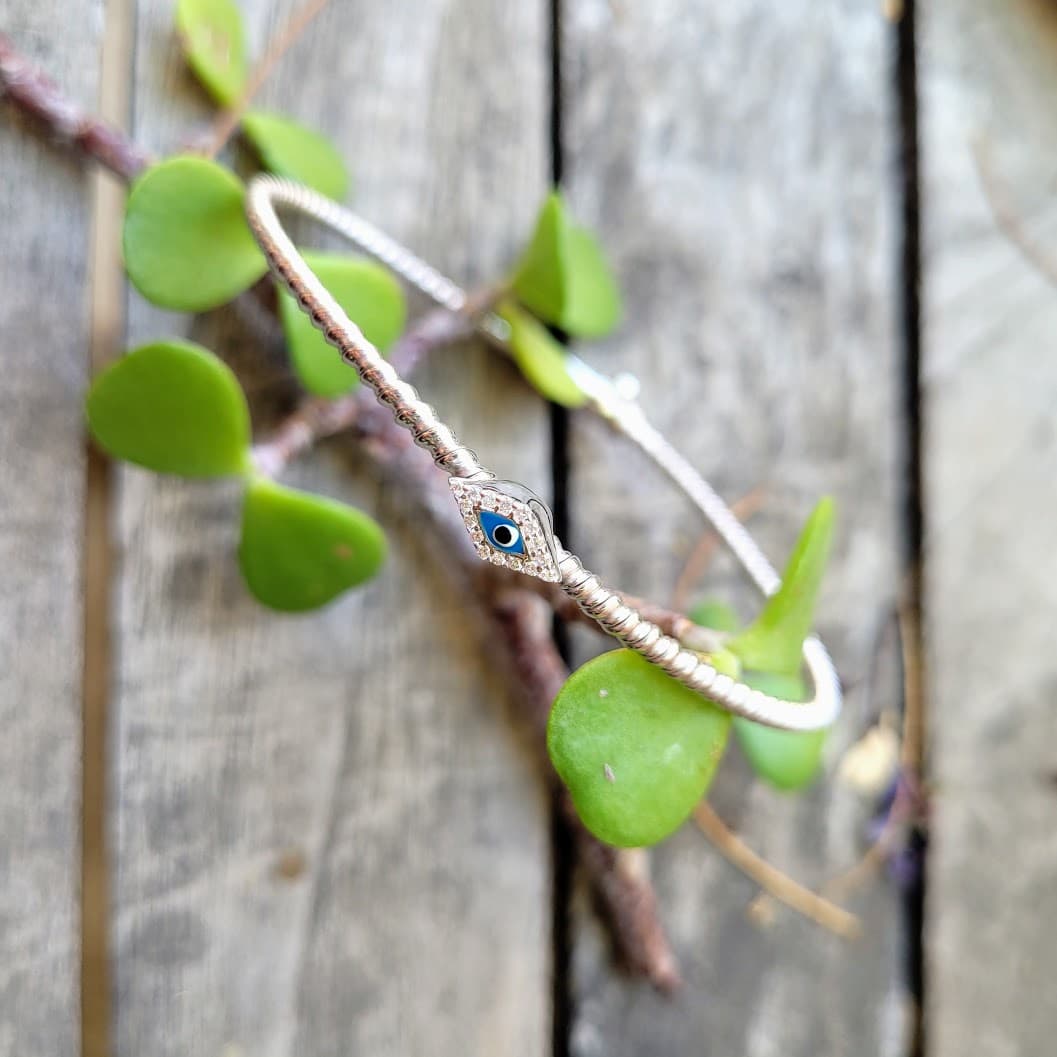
(449, 477, 561, 582)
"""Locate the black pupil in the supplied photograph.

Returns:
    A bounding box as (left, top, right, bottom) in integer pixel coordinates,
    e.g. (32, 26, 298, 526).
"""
(493, 525, 514, 546)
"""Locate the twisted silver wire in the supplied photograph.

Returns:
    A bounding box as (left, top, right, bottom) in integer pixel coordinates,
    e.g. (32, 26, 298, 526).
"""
(244, 175, 842, 731)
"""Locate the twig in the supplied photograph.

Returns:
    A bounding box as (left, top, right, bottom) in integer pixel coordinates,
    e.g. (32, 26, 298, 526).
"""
(973, 137, 1057, 293)
(490, 590, 682, 992)
(251, 287, 500, 476)
(755, 595, 929, 917)
(670, 486, 768, 612)
(253, 317, 683, 991)
(252, 307, 480, 476)
(329, 392, 686, 990)
(545, 583, 726, 654)
(0, 33, 151, 179)
(692, 801, 862, 939)
(201, 0, 332, 159)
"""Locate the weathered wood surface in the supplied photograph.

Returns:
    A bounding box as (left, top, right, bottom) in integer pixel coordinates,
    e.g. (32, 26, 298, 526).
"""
(923, 1, 1057, 1053)
(3, 0, 963, 1052)
(111, 2, 549, 1056)
(563, 2, 909, 1053)
(0, 4, 100, 1055)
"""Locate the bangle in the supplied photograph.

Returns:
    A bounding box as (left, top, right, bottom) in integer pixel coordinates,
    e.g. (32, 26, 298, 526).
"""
(244, 176, 841, 732)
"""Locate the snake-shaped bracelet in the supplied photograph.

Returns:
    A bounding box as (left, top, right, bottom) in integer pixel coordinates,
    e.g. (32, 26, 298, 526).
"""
(244, 175, 841, 732)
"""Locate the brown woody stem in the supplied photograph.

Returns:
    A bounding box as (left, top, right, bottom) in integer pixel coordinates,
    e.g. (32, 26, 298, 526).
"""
(263, 373, 683, 990)
(200, 0, 333, 159)
(0, 34, 687, 987)
(0, 33, 150, 180)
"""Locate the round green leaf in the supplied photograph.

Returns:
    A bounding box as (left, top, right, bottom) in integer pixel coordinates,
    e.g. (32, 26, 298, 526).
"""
(175, 0, 247, 106)
(277, 252, 406, 397)
(239, 477, 387, 611)
(512, 191, 622, 338)
(86, 340, 251, 477)
(242, 110, 349, 201)
(498, 301, 587, 408)
(547, 649, 731, 847)
(123, 156, 267, 312)
(733, 671, 827, 792)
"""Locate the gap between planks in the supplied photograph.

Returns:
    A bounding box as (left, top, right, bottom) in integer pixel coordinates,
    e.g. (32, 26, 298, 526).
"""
(892, 1, 928, 1053)
(82, 0, 135, 1053)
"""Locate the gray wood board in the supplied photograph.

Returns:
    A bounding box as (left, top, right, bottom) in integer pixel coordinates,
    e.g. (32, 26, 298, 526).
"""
(561, 2, 909, 1053)
(922, 1, 1057, 1052)
(112, 2, 550, 1055)
(0, 5, 100, 1055)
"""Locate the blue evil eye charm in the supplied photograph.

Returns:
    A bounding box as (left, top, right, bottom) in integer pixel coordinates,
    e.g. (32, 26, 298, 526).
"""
(449, 477, 561, 582)
(478, 510, 526, 555)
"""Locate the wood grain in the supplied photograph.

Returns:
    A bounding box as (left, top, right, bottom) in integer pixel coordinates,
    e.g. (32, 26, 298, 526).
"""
(111, 2, 550, 1055)
(0, 7, 99, 1056)
(922, 1, 1057, 1052)
(561, 2, 909, 1052)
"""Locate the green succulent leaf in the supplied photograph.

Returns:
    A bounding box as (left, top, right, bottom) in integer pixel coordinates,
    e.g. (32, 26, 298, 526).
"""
(547, 649, 731, 847)
(242, 110, 349, 201)
(498, 301, 587, 408)
(733, 671, 827, 792)
(512, 191, 621, 338)
(729, 497, 835, 677)
(175, 0, 248, 106)
(239, 477, 387, 612)
(123, 156, 267, 312)
(276, 252, 406, 396)
(85, 340, 251, 477)
(689, 599, 741, 634)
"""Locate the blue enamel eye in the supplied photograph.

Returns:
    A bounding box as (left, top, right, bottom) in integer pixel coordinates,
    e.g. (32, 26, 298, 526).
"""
(478, 510, 525, 555)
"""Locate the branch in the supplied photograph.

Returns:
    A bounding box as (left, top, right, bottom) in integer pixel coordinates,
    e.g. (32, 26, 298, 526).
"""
(670, 485, 767, 612)
(973, 138, 1057, 293)
(201, 0, 333, 159)
(5, 41, 868, 980)
(0, 33, 150, 180)
(490, 590, 682, 992)
(544, 583, 727, 654)
(253, 317, 683, 991)
(692, 802, 862, 939)
(251, 290, 498, 476)
(0, 41, 680, 989)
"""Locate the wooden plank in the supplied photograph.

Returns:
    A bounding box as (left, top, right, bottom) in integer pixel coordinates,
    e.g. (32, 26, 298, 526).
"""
(112, 3, 549, 1055)
(0, 10, 103, 1056)
(561, 2, 908, 1052)
(922, 2, 1057, 1052)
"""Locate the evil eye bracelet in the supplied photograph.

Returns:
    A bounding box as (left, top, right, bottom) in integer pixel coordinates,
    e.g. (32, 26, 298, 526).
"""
(245, 176, 841, 733)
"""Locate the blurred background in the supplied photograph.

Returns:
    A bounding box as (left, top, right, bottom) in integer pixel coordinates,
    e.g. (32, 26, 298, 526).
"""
(2, 0, 1054, 1055)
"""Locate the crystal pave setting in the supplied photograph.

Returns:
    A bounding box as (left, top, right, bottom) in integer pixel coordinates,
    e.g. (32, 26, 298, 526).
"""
(449, 477, 562, 582)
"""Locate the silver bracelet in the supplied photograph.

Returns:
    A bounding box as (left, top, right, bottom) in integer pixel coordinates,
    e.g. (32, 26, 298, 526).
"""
(244, 176, 841, 732)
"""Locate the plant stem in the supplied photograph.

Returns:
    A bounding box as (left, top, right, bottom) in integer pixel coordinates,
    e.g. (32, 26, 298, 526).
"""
(973, 137, 1057, 294)
(670, 486, 768, 612)
(200, 0, 333, 159)
(1, 37, 834, 985)
(0, 33, 151, 180)
(267, 367, 683, 990)
(692, 801, 862, 939)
